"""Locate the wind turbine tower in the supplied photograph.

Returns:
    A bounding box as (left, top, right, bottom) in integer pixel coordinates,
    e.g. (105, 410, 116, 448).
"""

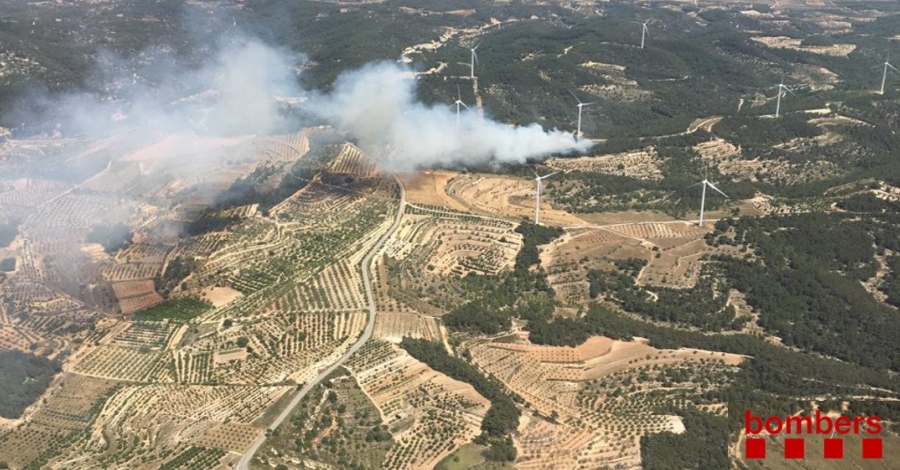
(878, 55, 899, 95)
(569, 90, 596, 140)
(772, 76, 794, 118)
(454, 85, 469, 132)
(692, 172, 729, 226)
(532, 169, 559, 225)
(640, 20, 650, 49)
(469, 42, 480, 79)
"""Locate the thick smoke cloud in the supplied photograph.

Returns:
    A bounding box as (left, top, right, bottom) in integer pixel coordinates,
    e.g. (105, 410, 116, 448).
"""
(311, 62, 593, 170)
(20, 36, 304, 139)
(10, 34, 590, 171)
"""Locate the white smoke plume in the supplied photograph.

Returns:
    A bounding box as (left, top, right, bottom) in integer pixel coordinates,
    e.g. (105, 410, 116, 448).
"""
(311, 62, 593, 170)
(16, 35, 303, 140)
(9, 34, 590, 173)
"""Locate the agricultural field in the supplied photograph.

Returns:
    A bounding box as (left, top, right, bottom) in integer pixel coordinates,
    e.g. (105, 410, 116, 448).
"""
(399, 170, 472, 213)
(250, 368, 394, 470)
(0, 127, 409, 468)
(373, 312, 444, 344)
(376, 204, 529, 314)
(467, 335, 744, 469)
(540, 219, 746, 308)
(0, 373, 119, 469)
(343, 341, 492, 469)
(445, 174, 588, 227)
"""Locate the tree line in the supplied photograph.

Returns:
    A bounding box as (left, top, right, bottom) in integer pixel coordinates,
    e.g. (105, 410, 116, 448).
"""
(0, 351, 59, 419)
(400, 338, 519, 462)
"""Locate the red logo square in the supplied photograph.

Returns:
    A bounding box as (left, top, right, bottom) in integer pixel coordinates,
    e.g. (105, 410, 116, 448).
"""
(784, 438, 805, 459)
(863, 439, 883, 459)
(746, 438, 766, 459)
(824, 438, 843, 459)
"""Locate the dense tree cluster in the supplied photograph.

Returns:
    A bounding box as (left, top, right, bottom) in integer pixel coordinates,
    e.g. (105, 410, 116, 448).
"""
(443, 222, 561, 335)
(513, 222, 564, 270)
(848, 400, 900, 434)
(587, 264, 738, 331)
(717, 213, 900, 370)
(154, 256, 198, 297)
(883, 256, 900, 307)
(837, 193, 900, 213)
(443, 301, 510, 335)
(715, 114, 821, 153)
(640, 409, 728, 470)
(0, 351, 59, 419)
(482, 435, 517, 462)
(132, 298, 212, 322)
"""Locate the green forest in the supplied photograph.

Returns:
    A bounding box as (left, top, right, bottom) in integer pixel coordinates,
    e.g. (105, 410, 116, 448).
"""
(0, 351, 59, 419)
(443, 222, 561, 335)
(715, 212, 900, 371)
(640, 409, 729, 470)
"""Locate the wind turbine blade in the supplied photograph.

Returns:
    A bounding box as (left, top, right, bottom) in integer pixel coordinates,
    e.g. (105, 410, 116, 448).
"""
(686, 181, 703, 189)
(706, 181, 729, 198)
(783, 86, 796, 95)
(474, 41, 482, 50)
(582, 101, 598, 106)
(460, 102, 469, 109)
(528, 166, 539, 177)
(457, 84, 462, 101)
(474, 50, 479, 65)
(542, 172, 560, 179)
(889, 63, 900, 73)
(568, 89, 582, 104)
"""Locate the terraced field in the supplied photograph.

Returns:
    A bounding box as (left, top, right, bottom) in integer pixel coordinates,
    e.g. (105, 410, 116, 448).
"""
(0, 134, 422, 469)
(468, 336, 744, 470)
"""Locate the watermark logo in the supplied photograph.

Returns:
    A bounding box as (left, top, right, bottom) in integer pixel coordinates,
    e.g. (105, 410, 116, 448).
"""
(744, 410, 883, 459)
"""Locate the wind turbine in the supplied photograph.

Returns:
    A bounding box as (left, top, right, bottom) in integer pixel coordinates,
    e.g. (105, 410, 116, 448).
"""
(690, 170, 729, 226)
(453, 85, 469, 132)
(877, 55, 899, 95)
(569, 90, 596, 140)
(532, 168, 559, 225)
(771, 75, 794, 118)
(639, 20, 650, 49)
(469, 42, 481, 79)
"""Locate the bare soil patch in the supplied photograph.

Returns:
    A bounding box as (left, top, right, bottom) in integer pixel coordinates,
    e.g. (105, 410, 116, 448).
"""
(200, 286, 244, 308)
(399, 171, 472, 212)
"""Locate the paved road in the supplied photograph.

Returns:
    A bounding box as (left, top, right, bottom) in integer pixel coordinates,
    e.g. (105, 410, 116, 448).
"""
(237, 177, 406, 470)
